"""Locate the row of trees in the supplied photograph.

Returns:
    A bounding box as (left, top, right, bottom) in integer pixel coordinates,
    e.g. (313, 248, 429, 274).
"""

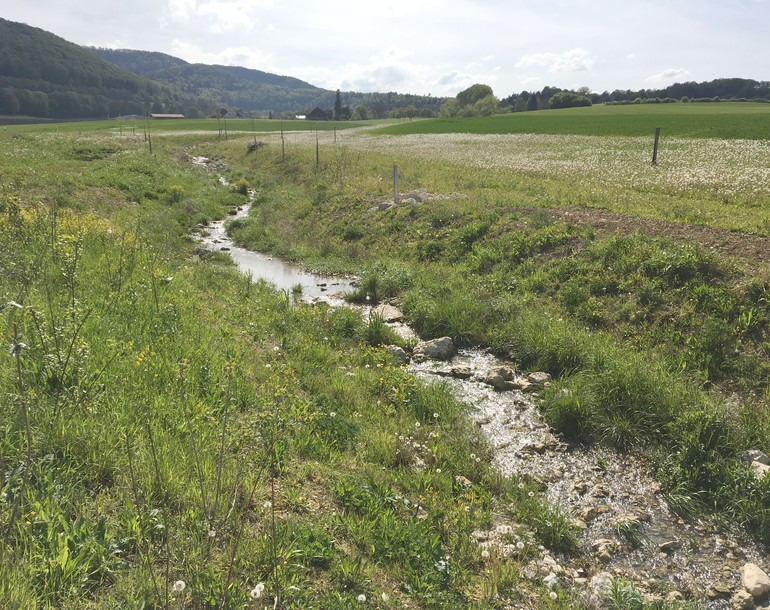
(500, 79, 770, 112)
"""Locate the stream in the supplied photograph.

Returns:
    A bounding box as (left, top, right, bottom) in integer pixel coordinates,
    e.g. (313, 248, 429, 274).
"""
(192, 156, 769, 609)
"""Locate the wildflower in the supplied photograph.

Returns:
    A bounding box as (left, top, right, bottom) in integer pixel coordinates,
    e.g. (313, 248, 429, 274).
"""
(549, 591, 558, 601)
(329, 411, 336, 418)
(250, 582, 265, 599)
(415, 421, 420, 428)
(528, 491, 534, 497)
(208, 528, 216, 538)
(435, 468, 441, 474)
(263, 500, 272, 509)
(173, 580, 186, 592)
(481, 549, 490, 559)
(381, 592, 390, 602)
(357, 593, 367, 603)
(470, 453, 476, 460)
(9, 342, 26, 357)
(433, 412, 439, 418)
(516, 541, 525, 550)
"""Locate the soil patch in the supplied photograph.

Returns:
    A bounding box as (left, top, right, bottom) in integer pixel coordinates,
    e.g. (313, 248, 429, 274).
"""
(523, 207, 770, 267)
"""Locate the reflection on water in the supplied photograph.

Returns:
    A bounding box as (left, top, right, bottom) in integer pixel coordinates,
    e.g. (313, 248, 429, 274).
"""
(197, 204, 354, 299)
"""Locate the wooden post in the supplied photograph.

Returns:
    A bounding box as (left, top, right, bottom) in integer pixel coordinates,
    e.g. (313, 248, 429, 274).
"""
(393, 163, 399, 204)
(280, 122, 285, 161)
(652, 127, 661, 166)
(224, 117, 228, 141)
(315, 123, 320, 167)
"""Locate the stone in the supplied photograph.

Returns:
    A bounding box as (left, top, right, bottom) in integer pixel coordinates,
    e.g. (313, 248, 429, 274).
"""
(526, 371, 552, 386)
(580, 505, 610, 522)
(584, 572, 614, 608)
(742, 563, 770, 598)
(750, 461, 770, 480)
(384, 345, 410, 364)
(591, 538, 617, 562)
(450, 365, 473, 379)
(484, 373, 517, 391)
(412, 337, 455, 362)
(744, 449, 770, 466)
(658, 540, 681, 554)
(732, 590, 755, 610)
(375, 304, 403, 322)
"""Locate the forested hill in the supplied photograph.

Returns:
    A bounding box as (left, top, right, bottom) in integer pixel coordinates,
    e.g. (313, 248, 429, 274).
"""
(0, 18, 206, 119)
(89, 48, 328, 114)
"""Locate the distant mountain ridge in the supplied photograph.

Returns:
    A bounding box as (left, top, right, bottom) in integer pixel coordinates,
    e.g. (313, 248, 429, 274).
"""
(88, 47, 328, 114)
(0, 18, 204, 118)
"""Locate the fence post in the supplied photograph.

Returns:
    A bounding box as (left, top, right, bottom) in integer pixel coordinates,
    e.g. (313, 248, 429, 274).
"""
(393, 163, 399, 204)
(652, 127, 661, 166)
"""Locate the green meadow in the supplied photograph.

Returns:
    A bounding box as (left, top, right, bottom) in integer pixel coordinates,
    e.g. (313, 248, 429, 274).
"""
(375, 102, 770, 140)
(2, 106, 770, 608)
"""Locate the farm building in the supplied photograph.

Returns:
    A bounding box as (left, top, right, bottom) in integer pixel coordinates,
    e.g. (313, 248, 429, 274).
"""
(150, 113, 185, 119)
(305, 107, 331, 121)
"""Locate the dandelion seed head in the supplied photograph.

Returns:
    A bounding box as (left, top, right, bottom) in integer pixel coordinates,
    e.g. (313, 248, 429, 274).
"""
(381, 592, 390, 602)
(173, 580, 186, 592)
(549, 591, 558, 601)
(481, 549, 490, 559)
(357, 593, 367, 603)
(250, 582, 265, 599)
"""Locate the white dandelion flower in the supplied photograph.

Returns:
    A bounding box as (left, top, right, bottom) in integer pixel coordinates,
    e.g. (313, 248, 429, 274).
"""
(173, 580, 186, 592)
(357, 593, 367, 603)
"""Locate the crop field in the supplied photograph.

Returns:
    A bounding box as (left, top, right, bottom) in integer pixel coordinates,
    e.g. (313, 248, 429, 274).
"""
(375, 102, 770, 140)
(2, 107, 770, 608)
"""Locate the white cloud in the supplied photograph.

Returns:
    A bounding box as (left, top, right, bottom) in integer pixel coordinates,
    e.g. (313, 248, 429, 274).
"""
(516, 48, 597, 72)
(170, 40, 274, 68)
(645, 68, 691, 85)
(166, 0, 272, 32)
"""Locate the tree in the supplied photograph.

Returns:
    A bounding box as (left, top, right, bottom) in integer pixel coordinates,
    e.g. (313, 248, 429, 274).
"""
(456, 83, 494, 107)
(549, 91, 592, 109)
(334, 89, 343, 121)
(472, 95, 500, 116)
(526, 93, 538, 111)
(0, 88, 20, 114)
(351, 104, 369, 120)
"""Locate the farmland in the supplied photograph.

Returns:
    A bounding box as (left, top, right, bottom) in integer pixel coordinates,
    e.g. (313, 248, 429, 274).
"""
(2, 104, 770, 608)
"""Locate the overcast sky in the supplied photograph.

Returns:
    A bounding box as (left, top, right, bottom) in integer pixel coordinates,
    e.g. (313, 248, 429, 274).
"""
(3, 1, 768, 97)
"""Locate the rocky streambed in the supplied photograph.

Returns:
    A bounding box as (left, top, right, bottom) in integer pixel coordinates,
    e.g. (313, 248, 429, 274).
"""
(192, 154, 770, 609)
(404, 339, 770, 609)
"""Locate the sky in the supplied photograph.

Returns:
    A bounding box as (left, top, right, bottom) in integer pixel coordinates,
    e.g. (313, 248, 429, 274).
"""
(2, 0, 769, 98)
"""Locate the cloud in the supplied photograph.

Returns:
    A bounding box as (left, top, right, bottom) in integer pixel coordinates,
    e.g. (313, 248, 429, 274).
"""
(645, 68, 691, 85)
(165, 0, 272, 32)
(516, 48, 596, 72)
(170, 39, 274, 68)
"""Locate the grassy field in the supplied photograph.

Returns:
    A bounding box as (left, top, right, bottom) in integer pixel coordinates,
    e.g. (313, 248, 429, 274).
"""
(2, 107, 770, 608)
(375, 102, 770, 140)
(0, 116, 374, 136)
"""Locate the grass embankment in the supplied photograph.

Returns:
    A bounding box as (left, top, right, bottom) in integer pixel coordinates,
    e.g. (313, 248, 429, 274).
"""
(375, 102, 770, 140)
(217, 124, 770, 547)
(1, 129, 593, 608)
